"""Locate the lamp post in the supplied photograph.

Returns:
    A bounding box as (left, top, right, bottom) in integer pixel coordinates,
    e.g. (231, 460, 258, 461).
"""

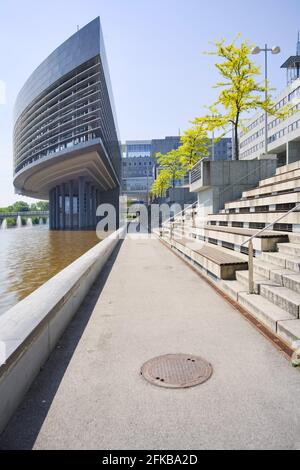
(251, 44, 281, 155)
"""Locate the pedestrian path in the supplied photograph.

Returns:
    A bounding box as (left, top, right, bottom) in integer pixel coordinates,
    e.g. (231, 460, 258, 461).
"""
(1, 235, 300, 450)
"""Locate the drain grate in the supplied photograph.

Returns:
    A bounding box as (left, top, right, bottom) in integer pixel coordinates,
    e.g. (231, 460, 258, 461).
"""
(141, 354, 213, 389)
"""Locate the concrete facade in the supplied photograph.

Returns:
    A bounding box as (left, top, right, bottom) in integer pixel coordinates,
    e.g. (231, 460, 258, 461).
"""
(13, 18, 121, 230)
(239, 38, 300, 164)
(190, 158, 277, 219)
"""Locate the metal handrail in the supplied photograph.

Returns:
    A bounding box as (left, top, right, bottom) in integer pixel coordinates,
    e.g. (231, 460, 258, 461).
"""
(161, 200, 198, 228)
(241, 201, 300, 294)
(241, 202, 300, 247)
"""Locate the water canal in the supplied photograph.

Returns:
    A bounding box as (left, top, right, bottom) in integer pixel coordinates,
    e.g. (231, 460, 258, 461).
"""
(0, 225, 100, 315)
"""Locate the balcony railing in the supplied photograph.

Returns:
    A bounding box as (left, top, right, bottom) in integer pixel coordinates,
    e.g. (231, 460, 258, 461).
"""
(191, 160, 202, 184)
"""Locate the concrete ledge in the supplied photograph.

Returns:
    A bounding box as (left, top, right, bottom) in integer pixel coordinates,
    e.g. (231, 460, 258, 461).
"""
(0, 227, 125, 434)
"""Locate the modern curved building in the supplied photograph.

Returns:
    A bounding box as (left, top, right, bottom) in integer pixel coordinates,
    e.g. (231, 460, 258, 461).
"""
(13, 17, 121, 230)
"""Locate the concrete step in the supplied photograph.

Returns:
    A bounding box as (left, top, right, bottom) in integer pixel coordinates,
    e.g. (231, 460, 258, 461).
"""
(220, 280, 248, 301)
(288, 233, 300, 244)
(169, 238, 248, 280)
(277, 319, 300, 347)
(235, 270, 279, 294)
(188, 225, 288, 252)
(253, 259, 281, 278)
(260, 284, 300, 318)
(238, 292, 295, 332)
(261, 251, 300, 272)
(242, 177, 300, 199)
(275, 160, 300, 176)
(276, 272, 300, 295)
(261, 252, 289, 268)
(258, 168, 300, 188)
(206, 211, 300, 226)
(253, 262, 300, 294)
(277, 243, 300, 257)
(224, 191, 300, 212)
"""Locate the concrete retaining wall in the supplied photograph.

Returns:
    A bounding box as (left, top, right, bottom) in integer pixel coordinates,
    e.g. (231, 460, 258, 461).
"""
(0, 227, 125, 434)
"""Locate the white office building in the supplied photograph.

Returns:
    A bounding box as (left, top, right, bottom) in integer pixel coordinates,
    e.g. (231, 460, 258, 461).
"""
(240, 36, 300, 166)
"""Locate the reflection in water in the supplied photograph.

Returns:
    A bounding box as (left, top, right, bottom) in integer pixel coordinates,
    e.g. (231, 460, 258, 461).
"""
(0, 225, 100, 315)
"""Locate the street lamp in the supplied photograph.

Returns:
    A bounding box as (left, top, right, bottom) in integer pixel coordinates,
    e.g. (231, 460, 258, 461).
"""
(251, 44, 281, 155)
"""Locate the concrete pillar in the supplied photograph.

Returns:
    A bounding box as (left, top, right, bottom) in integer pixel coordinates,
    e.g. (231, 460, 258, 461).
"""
(49, 189, 54, 230)
(95, 188, 99, 226)
(69, 180, 74, 230)
(79, 176, 85, 230)
(91, 186, 96, 228)
(61, 183, 66, 230)
(85, 181, 90, 228)
(88, 183, 93, 228)
(99, 186, 120, 230)
(52, 188, 57, 230)
(55, 186, 60, 230)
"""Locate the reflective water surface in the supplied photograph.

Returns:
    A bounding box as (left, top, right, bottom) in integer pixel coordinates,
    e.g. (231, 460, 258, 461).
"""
(0, 226, 100, 316)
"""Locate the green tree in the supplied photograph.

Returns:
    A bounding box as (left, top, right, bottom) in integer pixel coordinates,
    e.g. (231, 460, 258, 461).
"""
(155, 149, 186, 188)
(151, 170, 171, 198)
(36, 201, 49, 211)
(12, 201, 30, 212)
(179, 125, 210, 169)
(194, 37, 291, 160)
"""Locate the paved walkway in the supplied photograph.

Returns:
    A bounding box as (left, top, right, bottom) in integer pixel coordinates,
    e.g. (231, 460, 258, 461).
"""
(1, 235, 300, 450)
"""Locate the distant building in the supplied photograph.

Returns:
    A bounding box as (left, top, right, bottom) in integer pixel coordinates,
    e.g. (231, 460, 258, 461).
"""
(239, 35, 300, 166)
(122, 136, 232, 201)
(151, 136, 181, 158)
(122, 137, 181, 200)
(125, 141, 152, 158)
(209, 138, 232, 161)
(122, 156, 155, 200)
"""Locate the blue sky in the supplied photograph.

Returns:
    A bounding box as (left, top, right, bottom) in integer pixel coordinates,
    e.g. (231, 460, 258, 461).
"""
(0, 0, 300, 206)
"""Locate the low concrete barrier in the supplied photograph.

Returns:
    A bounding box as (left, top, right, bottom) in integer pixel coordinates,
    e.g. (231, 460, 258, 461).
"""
(0, 227, 125, 434)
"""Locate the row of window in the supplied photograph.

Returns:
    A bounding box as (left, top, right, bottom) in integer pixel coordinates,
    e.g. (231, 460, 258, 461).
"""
(240, 141, 264, 159)
(268, 127, 286, 144)
(242, 114, 264, 135)
(123, 161, 153, 167)
(240, 127, 265, 149)
(15, 131, 99, 173)
(241, 84, 300, 139)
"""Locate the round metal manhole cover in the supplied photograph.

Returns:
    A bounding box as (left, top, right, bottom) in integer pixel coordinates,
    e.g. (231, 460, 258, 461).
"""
(141, 354, 213, 389)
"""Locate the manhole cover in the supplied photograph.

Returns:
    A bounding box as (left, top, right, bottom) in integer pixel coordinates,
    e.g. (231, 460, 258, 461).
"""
(141, 354, 213, 389)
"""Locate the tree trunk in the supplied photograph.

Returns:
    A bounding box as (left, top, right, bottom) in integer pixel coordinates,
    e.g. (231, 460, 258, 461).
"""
(235, 123, 239, 160)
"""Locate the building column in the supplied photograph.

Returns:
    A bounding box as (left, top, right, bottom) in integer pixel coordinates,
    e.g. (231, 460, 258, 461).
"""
(53, 188, 57, 230)
(95, 188, 99, 226)
(89, 183, 93, 228)
(91, 185, 96, 228)
(49, 188, 54, 230)
(61, 183, 66, 230)
(55, 185, 60, 230)
(79, 176, 85, 230)
(69, 180, 74, 230)
(99, 186, 120, 230)
(85, 181, 90, 228)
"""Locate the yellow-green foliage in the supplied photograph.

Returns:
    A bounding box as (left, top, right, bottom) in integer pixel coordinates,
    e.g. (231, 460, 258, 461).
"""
(194, 37, 292, 159)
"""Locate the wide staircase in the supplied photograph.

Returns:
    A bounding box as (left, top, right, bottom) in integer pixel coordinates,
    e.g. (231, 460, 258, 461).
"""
(161, 160, 300, 349)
